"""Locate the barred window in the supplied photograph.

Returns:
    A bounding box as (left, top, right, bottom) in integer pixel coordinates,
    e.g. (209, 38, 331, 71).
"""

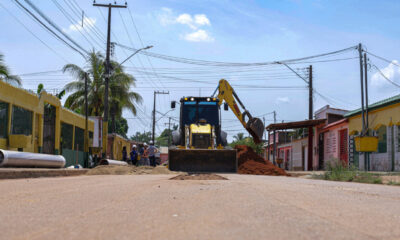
(61, 123, 73, 150)
(11, 106, 32, 135)
(0, 101, 8, 138)
(74, 127, 84, 151)
(377, 126, 387, 153)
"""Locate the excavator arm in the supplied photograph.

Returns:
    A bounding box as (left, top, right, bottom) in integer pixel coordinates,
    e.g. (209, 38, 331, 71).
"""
(214, 79, 264, 144)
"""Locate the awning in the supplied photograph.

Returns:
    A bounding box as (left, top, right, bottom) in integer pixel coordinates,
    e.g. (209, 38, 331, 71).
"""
(266, 119, 326, 131)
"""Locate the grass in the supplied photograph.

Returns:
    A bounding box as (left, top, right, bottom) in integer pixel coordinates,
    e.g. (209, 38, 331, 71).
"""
(387, 180, 400, 186)
(312, 160, 382, 184)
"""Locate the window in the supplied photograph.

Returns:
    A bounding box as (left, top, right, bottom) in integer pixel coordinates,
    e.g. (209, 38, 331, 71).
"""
(61, 123, 73, 150)
(398, 126, 400, 152)
(74, 127, 84, 151)
(0, 101, 8, 138)
(11, 106, 32, 135)
(377, 125, 387, 153)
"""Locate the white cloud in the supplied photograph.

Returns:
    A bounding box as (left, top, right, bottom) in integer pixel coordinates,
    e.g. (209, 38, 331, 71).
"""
(194, 14, 210, 26)
(176, 13, 196, 29)
(276, 97, 290, 104)
(183, 29, 214, 42)
(371, 60, 400, 87)
(157, 8, 213, 42)
(63, 17, 96, 33)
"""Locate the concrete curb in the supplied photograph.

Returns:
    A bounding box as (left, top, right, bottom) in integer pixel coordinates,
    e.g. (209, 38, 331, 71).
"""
(0, 168, 88, 179)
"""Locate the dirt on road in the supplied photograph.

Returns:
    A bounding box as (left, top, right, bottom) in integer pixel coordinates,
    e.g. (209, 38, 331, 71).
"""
(170, 173, 228, 180)
(235, 145, 288, 176)
(86, 165, 176, 175)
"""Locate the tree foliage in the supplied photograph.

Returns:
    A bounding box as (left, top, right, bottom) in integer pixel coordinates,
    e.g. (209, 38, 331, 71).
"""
(0, 53, 21, 86)
(108, 117, 129, 138)
(229, 133, 264, 154)
(130, 131, 152, 143)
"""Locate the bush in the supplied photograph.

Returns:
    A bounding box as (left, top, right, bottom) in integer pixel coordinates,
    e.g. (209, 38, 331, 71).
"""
(315, 158, 382, 184)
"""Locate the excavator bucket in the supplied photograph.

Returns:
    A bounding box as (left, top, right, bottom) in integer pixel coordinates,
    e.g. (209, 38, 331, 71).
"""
(169, 149, 237, 173)
(246, 117, 265, 144)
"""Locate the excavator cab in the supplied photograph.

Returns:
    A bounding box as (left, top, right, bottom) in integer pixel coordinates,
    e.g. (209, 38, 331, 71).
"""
(168, 79, 264, 173)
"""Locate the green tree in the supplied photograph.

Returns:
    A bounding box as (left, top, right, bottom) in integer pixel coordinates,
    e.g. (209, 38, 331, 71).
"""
(130, 131, 152, 143)
(0, 53, 21, 86)
(108, 116, 129, 138)
(156, 124, 178, 146)
(62, 51, 142, 126)
(233, 132, 245, 141)
(230, 136, 264, 154)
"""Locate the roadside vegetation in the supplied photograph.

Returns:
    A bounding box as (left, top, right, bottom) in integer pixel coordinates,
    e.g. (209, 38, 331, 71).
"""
(312, 159, 388, 185)
(229, 133, 263, 154)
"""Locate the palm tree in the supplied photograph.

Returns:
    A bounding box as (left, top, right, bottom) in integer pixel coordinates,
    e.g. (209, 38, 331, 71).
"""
(0, 53, 21, 86)
(62, 51, 142, 126)
(233, 133, 245, 142)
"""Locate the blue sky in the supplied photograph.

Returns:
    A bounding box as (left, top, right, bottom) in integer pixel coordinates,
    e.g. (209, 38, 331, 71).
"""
(1, 0, 400, 141)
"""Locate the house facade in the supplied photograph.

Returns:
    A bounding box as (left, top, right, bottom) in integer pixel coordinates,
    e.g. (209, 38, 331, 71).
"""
(345, 94, 400, 171)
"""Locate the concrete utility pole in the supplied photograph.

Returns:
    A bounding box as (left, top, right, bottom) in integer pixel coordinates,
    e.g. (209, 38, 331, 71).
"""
(152, 91, 169, 143)
(164, 117, 171, 147)
(84, 72, 89, 167)
(93, 1, 127, 158)
(308, 65, 313, 171)
(358, 43, 365, 134)
(273, 110, 276, 165)
(364, 52, 370, 171)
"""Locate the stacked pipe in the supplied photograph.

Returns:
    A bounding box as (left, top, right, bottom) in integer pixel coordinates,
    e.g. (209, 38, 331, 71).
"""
(0, 150, 66, 168)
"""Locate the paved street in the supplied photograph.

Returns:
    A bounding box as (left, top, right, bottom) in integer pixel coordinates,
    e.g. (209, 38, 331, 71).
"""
(1, 174, 400, 240)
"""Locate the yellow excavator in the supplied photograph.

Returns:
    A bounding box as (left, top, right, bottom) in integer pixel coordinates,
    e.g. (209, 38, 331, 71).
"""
(168, 79, 264, 172)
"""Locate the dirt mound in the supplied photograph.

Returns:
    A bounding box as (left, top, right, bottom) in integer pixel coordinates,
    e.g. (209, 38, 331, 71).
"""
(170, 173, 228, 180)
(86, 165, 176, 175)
(235, 145, 288, 176)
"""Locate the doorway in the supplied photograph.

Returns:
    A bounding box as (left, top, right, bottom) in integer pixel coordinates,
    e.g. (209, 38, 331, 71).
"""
(43, 104, 55, 154)
(339, 129, 348, 165)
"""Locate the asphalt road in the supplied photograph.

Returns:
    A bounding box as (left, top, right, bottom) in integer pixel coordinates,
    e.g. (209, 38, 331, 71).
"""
(1, 174, 400, 240)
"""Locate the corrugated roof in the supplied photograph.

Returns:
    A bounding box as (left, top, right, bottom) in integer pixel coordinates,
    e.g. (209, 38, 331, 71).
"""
(266, 119, 326, 130)
(344, 94, 400, 118)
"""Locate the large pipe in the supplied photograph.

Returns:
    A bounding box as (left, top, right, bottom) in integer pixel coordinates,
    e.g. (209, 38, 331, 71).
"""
(0, 150, 66, 168)
(99, 159, 128, 166)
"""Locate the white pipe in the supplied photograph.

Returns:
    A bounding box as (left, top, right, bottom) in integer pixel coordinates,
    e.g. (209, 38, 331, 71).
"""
(99, 159, 128, 166)
(0, 150, 66, 168)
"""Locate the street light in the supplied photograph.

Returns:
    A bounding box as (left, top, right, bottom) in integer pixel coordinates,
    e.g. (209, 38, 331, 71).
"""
(118, 45, 153, 67)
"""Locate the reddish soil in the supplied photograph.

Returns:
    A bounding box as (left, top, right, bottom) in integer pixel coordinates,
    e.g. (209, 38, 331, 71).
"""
(170, 174, 228, 180)
(235, 145, 288, 176)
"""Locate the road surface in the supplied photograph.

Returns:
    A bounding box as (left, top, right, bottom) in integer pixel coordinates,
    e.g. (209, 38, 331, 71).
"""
(1, 174, 400, 240)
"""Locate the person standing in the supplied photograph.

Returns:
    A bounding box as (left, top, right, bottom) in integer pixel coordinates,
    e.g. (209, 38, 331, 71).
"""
(142, 143, 150, 166)
(130, 145, 138, 166)
(148, 141, 158, 167)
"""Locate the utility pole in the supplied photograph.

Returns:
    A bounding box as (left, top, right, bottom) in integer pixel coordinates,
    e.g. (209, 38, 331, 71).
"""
(263, 117, 266, 141)
(273, 110, 276, 165)
(84, 72, 89, 167)
(93, 1, 127, 158)
(152, 91, 169, 143)
(164, 117, 171, 147)
(364, 52, 370, 171)
(308, 65, 313, 171)
(358, 43, 365, 134)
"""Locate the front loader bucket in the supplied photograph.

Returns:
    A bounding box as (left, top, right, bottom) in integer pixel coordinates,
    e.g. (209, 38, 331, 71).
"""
(246, 117, 265, 144)
(169, 149, 237, 173)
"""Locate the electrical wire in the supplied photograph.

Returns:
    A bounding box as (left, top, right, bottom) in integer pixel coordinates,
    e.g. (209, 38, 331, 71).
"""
(371, 64, 400, 88)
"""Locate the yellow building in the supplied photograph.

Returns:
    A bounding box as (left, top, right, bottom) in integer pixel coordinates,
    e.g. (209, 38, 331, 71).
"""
(0, 81, 94, 167)
(345, 94, 400, 171)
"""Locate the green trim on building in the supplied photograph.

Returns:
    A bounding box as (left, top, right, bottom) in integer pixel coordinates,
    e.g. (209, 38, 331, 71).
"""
(344, 94, 400, 118)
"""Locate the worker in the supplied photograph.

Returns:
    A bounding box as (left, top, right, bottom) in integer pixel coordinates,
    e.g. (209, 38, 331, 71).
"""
(130, 145, 138, 166)
(142, 143, 150, 166)
(122, 146, 128, 162)
(148, 141, 158, 167)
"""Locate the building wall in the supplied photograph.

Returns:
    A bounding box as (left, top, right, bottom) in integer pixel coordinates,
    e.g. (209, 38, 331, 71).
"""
(0, 81, 94, 161)
(291, 138, 308, 171)
(107, 134, 131, 160)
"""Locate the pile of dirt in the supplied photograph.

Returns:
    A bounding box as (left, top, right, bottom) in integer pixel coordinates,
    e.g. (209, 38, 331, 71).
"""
(170, 174, 228, 180)
(235, 145, 289, 176)
(86, 165, 176, 175)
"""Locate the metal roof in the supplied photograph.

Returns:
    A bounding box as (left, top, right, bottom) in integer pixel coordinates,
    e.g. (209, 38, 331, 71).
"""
(344, 94, 400, 118)
(266, 119, 326, 130)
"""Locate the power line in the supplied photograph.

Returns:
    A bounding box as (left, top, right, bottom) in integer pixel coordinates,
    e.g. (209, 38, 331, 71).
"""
(13, 0, 87, 59)
(0, 2, 69, 63)
(364, 50, 400, 68)
(116, 43, 357, 67)
(22, 0, 89, 56)
(371, 63, 400, 88)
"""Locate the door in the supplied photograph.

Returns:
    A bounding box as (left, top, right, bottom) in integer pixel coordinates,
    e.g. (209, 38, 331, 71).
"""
(339, 129, 348, 165)
(318, 133, 324, 170)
